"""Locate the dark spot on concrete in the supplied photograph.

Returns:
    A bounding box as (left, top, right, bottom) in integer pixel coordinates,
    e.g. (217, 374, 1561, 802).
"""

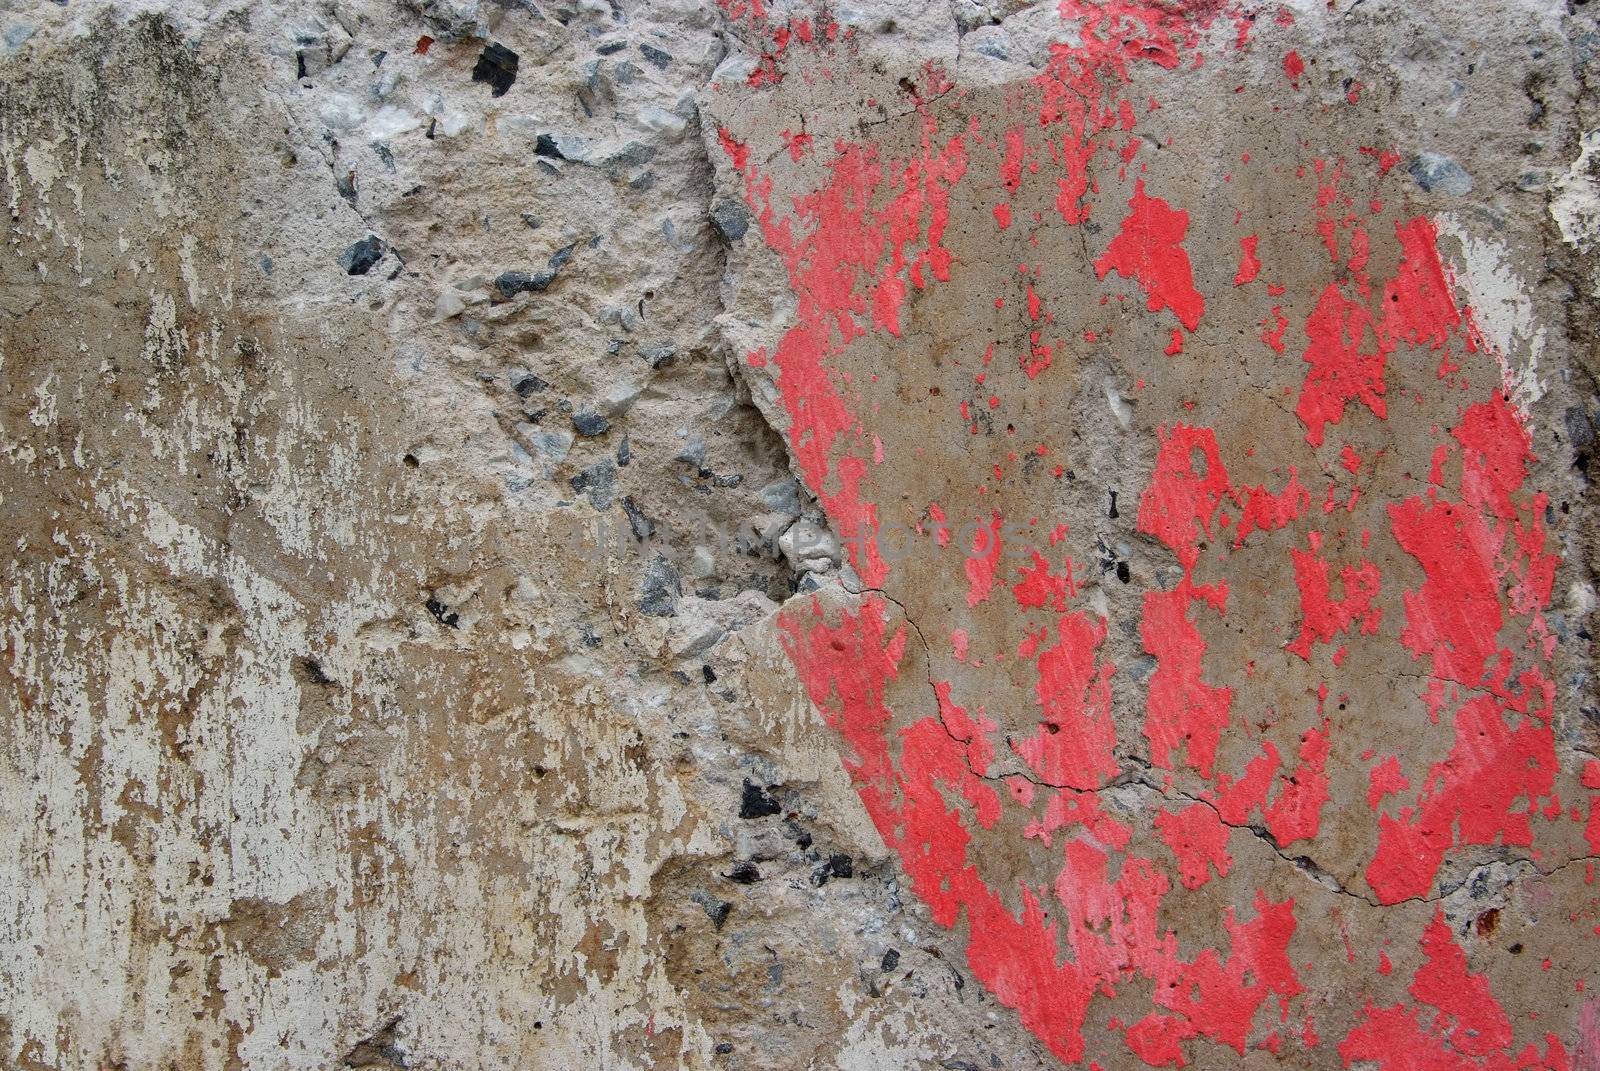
(642, 343, 677, 369)
(739, 779, 781, 819)
(638, 555, 681, 617)
(548, 242, 579, 272)
(342, 1015, 407, 1068)
(572, 409, 610, 437)
(709, 200, 750, 245)
(425, 597, 459, 629)
(495, 270, 556, 298)
(726, 861, 760, 884)
(510, 369, 548, 396)
(622, 495, 654, 539)
(472, 42, 519, 96)
(339, 235, 385, 275)
(1407, 152, 1473, 195)
(638, 43, 672, 68)
(570, 459, 617, 509)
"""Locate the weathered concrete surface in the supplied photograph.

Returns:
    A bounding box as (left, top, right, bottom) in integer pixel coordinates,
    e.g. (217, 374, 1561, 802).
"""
(1, 1, 1597, 1068)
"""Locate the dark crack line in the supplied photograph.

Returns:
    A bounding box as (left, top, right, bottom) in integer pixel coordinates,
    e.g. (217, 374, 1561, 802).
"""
(841, 585, 1598, 911)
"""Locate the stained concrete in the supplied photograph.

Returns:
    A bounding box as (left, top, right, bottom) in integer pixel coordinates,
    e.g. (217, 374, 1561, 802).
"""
(2, 2, 1598, 1069)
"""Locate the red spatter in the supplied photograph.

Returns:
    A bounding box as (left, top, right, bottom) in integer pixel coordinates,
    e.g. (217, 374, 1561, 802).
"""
(1367, 755, 1410, 810)
(730, 0, 1578, 1062)
(1381, 216, 1462, 351)
(1156, 804, 1232, 889)
(1583, 761, 1600, 853)
(718, 119, 967, 586)
(1387, 498, 1503, 689)
(1137, 426, 1235, 776)
(1366, 693, 1558, 904)
(1123, 893, 1304, 1060)
(1232, 469, 1310, 547)
(1001, 124, 1027, 192)
(1095, 179, 1206, 333)
(780, 599, 1304, 1067)
(1286, 531, 1382, 660)
(1411, 913, 1513, 1056)
(965, 513, 1005, 607)
(1338, 912, 1568, 1070)
(1261, 723, 1332, 844)
(1136, 424, 1231, 568)
(935, 680, 999, 779)
(994, 202, 1013, 229)
(1283, 49, 1305, 86)
(1210, 724, 1332, 848)
(1012, 548, 1076, 612)
(1296, 282, 1386, 446)
(781, 128, 813, 160)
(1012, 610, 1119, 789)
(1359, 144, 1402, 174)
(1165, 329, 1184, 356)
(1234, 235, 1262, 285)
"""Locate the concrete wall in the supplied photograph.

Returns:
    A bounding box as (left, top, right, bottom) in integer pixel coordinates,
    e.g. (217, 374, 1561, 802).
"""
(2, 1, 1597, 1068)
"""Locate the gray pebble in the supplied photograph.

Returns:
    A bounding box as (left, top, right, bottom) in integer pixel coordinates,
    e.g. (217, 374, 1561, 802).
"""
(711, 200, 749, 242)
(1408, 152, 1473, 196)
(638, 555, 681, 617)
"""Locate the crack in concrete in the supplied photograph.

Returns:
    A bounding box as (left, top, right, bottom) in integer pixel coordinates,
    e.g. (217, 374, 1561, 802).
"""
(838, 582, 1599, 914)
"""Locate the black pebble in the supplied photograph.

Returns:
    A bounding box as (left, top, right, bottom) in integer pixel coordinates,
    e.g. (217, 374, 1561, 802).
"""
(472, 42, 519, 96)
(638, 43, 672, 68)
(739, 779, 781, 819)
(726, 861, 760, 884)
(338, 235, 384, 275)
(881, 949, 900, 971)
(572, 409, 610, 436)
(495, 270, 556, 298)
(511, 370, 548, 396)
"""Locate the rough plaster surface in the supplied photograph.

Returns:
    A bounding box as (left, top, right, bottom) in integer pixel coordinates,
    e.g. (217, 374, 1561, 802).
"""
(1, 1, 1598, 1068)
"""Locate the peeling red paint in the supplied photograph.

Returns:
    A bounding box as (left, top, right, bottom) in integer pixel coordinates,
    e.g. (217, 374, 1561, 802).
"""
(1095, 179, 1206, 333)
(1284, 49, 1305, 86)
(726, 0, 1583, 1063)
(1234, 234, 1262, 285)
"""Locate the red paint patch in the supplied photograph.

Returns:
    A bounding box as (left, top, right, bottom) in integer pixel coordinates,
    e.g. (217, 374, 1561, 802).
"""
(1234, 234, 1262, 285)
(1283, 49, 1305, 86)
(1095, 179, 1206, 333)
(1156, 804, 1233, 889)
